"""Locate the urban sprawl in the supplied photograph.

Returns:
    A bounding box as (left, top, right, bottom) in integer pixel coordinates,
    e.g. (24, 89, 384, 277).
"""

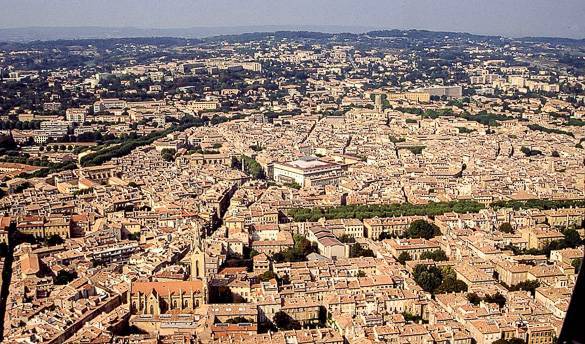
(0, 30, 583, 344)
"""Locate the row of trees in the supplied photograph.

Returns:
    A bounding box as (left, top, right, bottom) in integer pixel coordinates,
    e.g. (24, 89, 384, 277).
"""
(527, 124, 574, 137)
(394, 107, 515, 127)
(0, 120, 41, 130)
(287, 200, 485, 222)
(236, 155, 265, 179)
(491, 199, 585, 210)
(80, 115, 207, 167)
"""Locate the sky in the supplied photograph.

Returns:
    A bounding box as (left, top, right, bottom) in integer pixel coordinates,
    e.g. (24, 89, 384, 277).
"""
(1, 0, 584, 38)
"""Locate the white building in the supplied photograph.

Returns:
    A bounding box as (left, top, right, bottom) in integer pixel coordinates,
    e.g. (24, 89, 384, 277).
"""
(272, 157, 342, 188)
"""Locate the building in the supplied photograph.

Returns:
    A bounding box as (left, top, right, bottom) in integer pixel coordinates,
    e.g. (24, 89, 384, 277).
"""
(519, 226, 564, 250)
(384, 238, 440, 260)
(16, 216, 71, 239)
(387, 92, 431, 103)
(189, 153, 233, 167)
(94, 98, 127, 112)
(272, 157, 342, 188)
(43, 102, 61, 112)
(129, 280, 205, 316)
(187, 100, 220, 111)
(66, 108, 88, 123)
(0, 216, 11, 244)
(364, 216, 426, 239)
(417, 85, 463, 99)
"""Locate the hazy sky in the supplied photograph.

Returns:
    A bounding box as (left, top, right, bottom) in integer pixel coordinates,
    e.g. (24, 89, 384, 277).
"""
(1, 0, 584, 38)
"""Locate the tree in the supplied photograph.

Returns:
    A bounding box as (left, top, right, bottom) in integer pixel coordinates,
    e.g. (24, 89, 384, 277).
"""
(436, 276, 468, 293)
(508, 338, 527, 344)
(498, 222, 514, 234)
(484, 292, 506, 308)
(405, 220, 441, 239)
(226, 317, 253, 324)
(493, 340, 510, 344)
(413, 265, 443, 292)
(259, 270, 277, 282)
(467, 292, 481, 305)
(572, 258, 582, 273)
(357, 270, 366, 277)
(420, 249, 448, 261)
(338, 234, 355, 243)
(510, 280, 540, 296)
(397, 252, 412, 264)
(563, 228, 582, 248)
(493, 339, 526, 344)
(350, 243, 375, 258)
(161, 148, 176, 162)
(127, 232, 141, 241)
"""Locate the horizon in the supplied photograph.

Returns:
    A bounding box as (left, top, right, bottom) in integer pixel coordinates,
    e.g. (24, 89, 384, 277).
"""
(0, 25, 583, 43)
(1, 0, 584, 40)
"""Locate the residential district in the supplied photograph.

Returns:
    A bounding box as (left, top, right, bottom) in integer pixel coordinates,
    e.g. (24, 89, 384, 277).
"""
(0, 30, 583, 344)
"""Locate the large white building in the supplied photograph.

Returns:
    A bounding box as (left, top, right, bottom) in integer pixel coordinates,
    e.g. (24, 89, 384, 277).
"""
(272, 157, 342, 188)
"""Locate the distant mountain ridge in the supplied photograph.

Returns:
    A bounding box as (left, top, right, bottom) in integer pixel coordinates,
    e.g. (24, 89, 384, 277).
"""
(0, 26, 583, 46)
(0, 25, 374, 42)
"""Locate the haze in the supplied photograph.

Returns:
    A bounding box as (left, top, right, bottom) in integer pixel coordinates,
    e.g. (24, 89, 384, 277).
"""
(1, 0, 584, 38)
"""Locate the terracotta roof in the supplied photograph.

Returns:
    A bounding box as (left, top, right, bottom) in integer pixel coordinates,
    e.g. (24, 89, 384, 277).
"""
(131, 280, 203, 297)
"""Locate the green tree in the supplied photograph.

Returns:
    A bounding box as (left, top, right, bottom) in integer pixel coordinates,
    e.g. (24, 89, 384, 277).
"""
(493, 340, 509, 344)
(436, 276, 468, 293)
(350, 243, 375, 258)
(413, 265, 443, 292)
(508, 338, 526, 344)
(563, 228, 582, 248)
(420, 249, 448, 261)
(467, 292, 481, 305)
(161, 148, 177, 162)
(259, 270, 277, 282)
(397, 252, 412, 264)
(484, 292, 506, 308)
(498, 222, 514, 234)
(406, 220, 441, 239)
(510, 280, 540, 296)
(338, 235, 356, 243)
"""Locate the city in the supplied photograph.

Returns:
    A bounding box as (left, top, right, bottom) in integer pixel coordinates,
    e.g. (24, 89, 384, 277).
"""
(0, 14, 584, 344)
